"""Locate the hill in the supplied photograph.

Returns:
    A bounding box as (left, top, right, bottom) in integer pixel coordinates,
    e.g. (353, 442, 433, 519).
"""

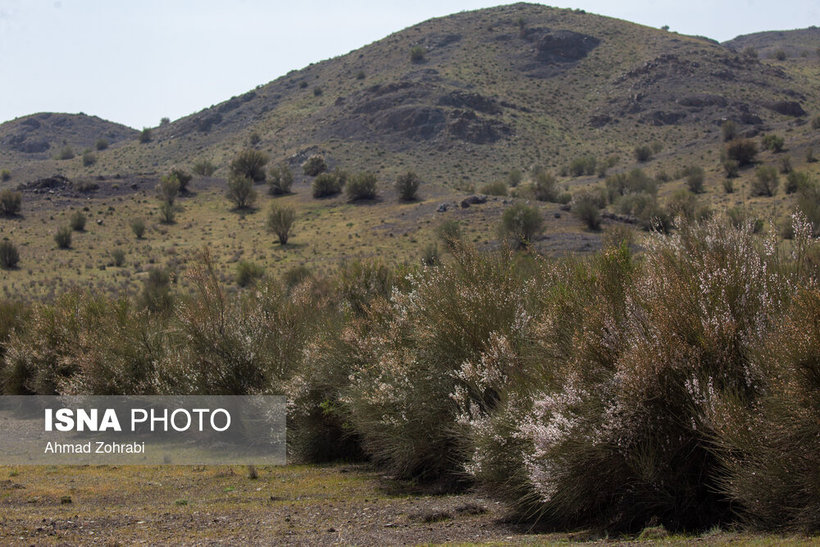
(3, 4, 818, 183)
(724, 26, 820, 60)
(1, 3, 819, 298)
(0, 113, 137, 175)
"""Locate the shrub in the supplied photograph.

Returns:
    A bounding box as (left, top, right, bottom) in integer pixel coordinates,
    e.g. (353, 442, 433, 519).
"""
(192, 159, 217, 177)
(248, 132, 261, 146)
(395, 171, 421, 201)
(779, 156, 792, 174)
(138, 268, 172, 312)
(158, 201, 176, 224)
(500, 202, 544, 247)
(684, 165, 705, 193)
(606, 168, 656, 203)
(750, 165, 779, 196)
(421, 243, 440, 266)
(230, 149, 268, 183)
(721, 120, 737, 142)
(0, 240, 19, 269)
(267, 204, 296, 245)
(156, 174, 180, 205)
(532, 169, 558, 202)
(616, 191, 671, 232)
(634, 144, 653, 162)
(813, 116, 820, 130)
(69, 211, 86, 231)
(130, 218, 146, 239)
(347, 172, 377, 201)
(268, 163, 294, 195)
(796, 181, 820, 235)
(343, 246, 541, 482)
(139, 128, 152, 143)
(479, 180, 507, 196)
(666, 188, 698, 221)
(725, 138, 758, 166)
(111, 248, 125, 267)
(726, 206, 763, 233)
(55, 226, 72, 249)
(95, 138, 109, 151)
(722, 178, 735, 194)
(82, 150, 96, 167)
(713, 285, 820, 533)
(571, 191, 603, 230)
(410, 45, 426, 63)
(761, 134, 785, 153)
(312, 172, 343, 198)
(57, 145, 74, 160)
(568, 156, 596, 176)
(722, 159, 739, 178)
(785, 171, 810, 194)
(226, 174, 257, 210)
(168, 168, 193, 194)
(236, 260, 265, 287)
(0, 170, 9, 181)
(302, 155, 327, 176)
(0, 189, 22, 216)
(507, 169, 523, 187)
(436, 220, 462, 250)
(313, 86, 323, 97)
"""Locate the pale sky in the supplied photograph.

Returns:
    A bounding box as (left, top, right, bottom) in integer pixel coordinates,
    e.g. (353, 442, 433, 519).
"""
(1, 0, 817, 129)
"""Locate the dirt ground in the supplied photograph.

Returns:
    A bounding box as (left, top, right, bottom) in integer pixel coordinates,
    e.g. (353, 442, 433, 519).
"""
(1, 464, 818, 545)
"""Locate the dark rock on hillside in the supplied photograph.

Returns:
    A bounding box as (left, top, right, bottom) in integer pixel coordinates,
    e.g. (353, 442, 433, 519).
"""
(534, 29, 600, 63)
(763, 100, 806, 117)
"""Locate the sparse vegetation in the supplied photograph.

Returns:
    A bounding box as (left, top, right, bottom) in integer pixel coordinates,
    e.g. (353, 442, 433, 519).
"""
(57, 145, 74, 160)
(226, 174, 257, 210)
(725, 138, 758, 166)
(0, 189, 22, 216)
(684, 165, 705, 193)
(302, 155, 327, 177)
(130, 218, 146, 239)
(633, 144, 653, 162)
(531, 168, 559, 202)
(761, 133, 785, 153)
(312, 171, 343, 198)
(236, 260, 265, 287)
(395, 171, 421, 201)
(267, 204, 296, 245)
(82, 150, 96, 166)
(54, 225, 72, 249)
(192, 159, 217, 177)
(499, 202, 543, 247)
(347, 172, 378, 201)
(479, 180, 507, 196)
(69, 211, 86, 231)
(571, 190, 603, 230)
(0, 240, 19, 269)
(721, 120, 737, 142)
(158, 200, 176, 224)
(750, 164, 779, 196)
(269, 163, 294, 195)
(230, 149, 268, 183)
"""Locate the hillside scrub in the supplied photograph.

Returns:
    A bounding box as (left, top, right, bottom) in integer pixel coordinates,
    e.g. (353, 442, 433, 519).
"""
(0, 217, 817, 534)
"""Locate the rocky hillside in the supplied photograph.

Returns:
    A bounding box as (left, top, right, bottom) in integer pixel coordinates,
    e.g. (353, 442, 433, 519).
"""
(2, 3, 818, 187)
(0, 113, 136, 162)
(724, 27, 820, 60)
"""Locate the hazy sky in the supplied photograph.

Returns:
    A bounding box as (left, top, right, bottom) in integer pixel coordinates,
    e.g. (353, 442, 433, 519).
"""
(1, 0, 817, 129)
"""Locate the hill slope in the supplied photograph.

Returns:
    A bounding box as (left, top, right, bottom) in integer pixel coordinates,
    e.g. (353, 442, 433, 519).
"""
(3, 3, 818, 185)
